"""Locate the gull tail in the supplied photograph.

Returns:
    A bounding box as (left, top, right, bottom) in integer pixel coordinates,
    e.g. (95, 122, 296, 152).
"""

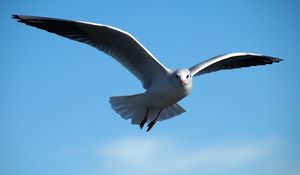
(109, 94, 186, 126)
(158, 103, 186, 121)
(109, 94, 147, 125)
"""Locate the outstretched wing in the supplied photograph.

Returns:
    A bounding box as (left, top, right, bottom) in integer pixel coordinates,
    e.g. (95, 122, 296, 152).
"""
(189, 52, 282, 76)
(13, 15, 170, 89)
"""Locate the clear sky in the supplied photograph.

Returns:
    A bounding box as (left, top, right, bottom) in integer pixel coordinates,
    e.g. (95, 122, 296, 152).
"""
(1, 0, 300, 175)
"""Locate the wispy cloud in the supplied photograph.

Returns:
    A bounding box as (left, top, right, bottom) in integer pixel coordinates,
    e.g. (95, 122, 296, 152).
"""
(98, 136, 280, 175)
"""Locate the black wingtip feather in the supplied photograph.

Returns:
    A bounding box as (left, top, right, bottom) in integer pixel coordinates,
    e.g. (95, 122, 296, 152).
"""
(12, 14, 21, 21)
(12, 14, 26, 23)
(12, 14, 19, 19)
(273, 57, 283, 63)
(262, 55, 283, 64)
(267, 57, 283, 64)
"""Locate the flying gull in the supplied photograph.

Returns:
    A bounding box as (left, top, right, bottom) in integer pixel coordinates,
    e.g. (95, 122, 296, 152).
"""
(12, 15, 283, 132)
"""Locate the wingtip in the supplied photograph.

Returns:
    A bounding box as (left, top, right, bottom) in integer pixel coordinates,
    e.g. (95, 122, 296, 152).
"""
(272, 57, 284, 63)
(264, 55, 283, 63)
(12, 14, 20, 19)
(12, 14, 25, 23)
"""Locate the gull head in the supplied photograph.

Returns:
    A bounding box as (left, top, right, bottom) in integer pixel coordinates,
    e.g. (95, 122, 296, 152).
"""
(173, 68, 193, 89)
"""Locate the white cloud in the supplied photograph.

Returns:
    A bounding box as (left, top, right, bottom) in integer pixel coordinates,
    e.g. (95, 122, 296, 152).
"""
(101, 137, 161, 166)
(98, 136, 280, 175)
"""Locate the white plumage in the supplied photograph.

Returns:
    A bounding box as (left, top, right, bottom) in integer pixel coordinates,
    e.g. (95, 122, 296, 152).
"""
(13, 15, 283, 131)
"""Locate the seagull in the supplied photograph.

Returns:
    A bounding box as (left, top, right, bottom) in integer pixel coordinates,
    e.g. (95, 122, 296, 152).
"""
(12, 15, 283, 132)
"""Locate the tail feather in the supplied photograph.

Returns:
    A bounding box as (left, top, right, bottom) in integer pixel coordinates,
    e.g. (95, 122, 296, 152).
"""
(131, 110, 146, 124)
(109, 94, 146, 121)
(158, 103, 186, 121)
(109, 94, 186, 125)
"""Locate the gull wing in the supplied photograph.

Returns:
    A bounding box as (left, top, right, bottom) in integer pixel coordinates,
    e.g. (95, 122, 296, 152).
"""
(13, 15, 170, 89)
(190, 52, 282, 76)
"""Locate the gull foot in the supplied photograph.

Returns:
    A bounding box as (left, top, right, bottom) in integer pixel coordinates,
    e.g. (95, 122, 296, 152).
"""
(146, 120, 156, 132)
(140, 108, 149, 129)
(140, 116, 147, 129)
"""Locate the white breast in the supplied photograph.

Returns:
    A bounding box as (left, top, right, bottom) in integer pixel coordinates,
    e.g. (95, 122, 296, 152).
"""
(145, 75, 192, 108)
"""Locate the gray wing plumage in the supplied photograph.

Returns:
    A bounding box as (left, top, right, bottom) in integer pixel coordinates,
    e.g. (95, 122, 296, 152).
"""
(12, 15, 169, 89)
(189, 52, 282, 76)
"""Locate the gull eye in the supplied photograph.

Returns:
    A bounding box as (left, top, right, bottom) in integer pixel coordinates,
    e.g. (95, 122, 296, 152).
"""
(186, 75, 189, 78)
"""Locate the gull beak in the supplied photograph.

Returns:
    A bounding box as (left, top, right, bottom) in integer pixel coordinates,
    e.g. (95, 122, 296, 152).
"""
(180, 79, 185, 86)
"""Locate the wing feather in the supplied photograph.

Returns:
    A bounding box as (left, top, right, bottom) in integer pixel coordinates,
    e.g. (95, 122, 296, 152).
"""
(190, 52, 282, 76)
(12, 14, 169, 89)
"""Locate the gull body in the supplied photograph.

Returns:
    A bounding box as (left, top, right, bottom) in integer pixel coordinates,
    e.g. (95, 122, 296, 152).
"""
(12, 15, 282, 131)
(146, 68, 192, 108)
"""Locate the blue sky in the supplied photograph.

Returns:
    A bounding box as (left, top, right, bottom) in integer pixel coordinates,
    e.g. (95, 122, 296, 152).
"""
(1, 0, 300, 175)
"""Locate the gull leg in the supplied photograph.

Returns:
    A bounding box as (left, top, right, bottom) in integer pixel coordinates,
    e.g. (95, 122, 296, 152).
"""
(140, 108, 149, 129)
(146, 109, 163, 132)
